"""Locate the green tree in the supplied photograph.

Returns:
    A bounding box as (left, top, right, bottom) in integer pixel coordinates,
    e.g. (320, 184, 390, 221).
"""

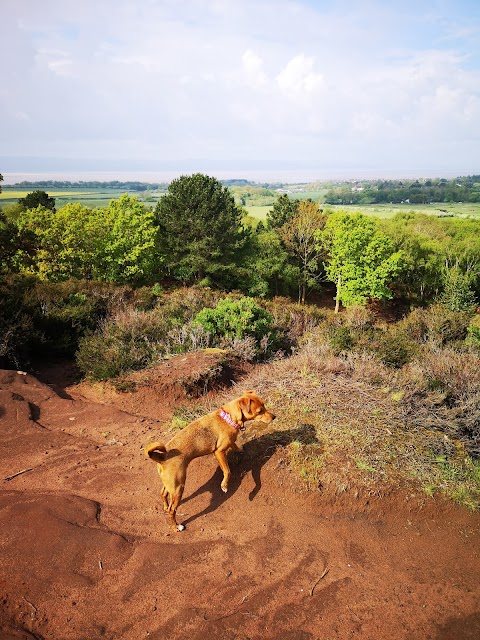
(103, 194, 158, 283)
(19, 190, 56, 212)
(382, 213, 480, 303)
(266, 194, 299, 229)
(244, 230, 298, 297)
(16, 206, 57, 279)
(0, 173, 3, 193)
(440, 261, 477, 311)
(16, 196, 158, 283)
(381, 213, 445, 301)
(318, 212, 403, 312)
(17, 204, 102, 280)
(155, 173, 247, 286)
(279, 200, 326, 304)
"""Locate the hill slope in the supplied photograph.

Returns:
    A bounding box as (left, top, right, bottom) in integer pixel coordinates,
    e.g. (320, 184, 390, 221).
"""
(1, 364, 479, 640)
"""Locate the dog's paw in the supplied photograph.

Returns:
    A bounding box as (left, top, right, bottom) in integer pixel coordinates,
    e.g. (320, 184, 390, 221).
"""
(177, 523, 185, 531)
(221, 485, 228, 493)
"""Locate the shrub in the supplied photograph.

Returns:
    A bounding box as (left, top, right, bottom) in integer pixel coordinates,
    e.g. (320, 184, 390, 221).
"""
(193, 297, 275, 356)
(395, 304, 473, 348)
(265, 297, 325, 347)
(298, 316, 358, 357)
(422, 304, 472, 346)
(398, 347, 480, 458)
(0, 277, 131, 366)
(363, 326, 419, 368)
(343, 305, 374, 330)
(76, 287, 227, 380)
(440, 264, 477, 311)
(466, 316, 480, 349)
(0, 275, 37, 367)
(327, 324, 355, 354)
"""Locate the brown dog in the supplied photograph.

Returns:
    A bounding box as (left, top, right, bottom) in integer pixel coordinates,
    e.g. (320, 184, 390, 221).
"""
(145, 390, 275, 531)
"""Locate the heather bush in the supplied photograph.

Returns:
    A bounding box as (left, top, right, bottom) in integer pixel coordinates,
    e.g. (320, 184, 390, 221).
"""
(298, 315, 358, 356)
(76, 289, 256, 379)
(0, 275, 37, 367)
(265, 297, 325, 343)
(363, 326, 419, 368)
(421, 304, 472, 346)
(0, 277, 132, 365)
(343, 305, 374, 330)
(76, 298, 213, 380)
(193, 296, 275, 357)
(466, 316, 480, 349)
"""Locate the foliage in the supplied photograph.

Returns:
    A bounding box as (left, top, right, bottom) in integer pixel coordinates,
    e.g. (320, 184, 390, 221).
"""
(382, 213, 480, 303)
(17, 204, 104, 280)
(243, 230, 298, 298)
(440, 262, 477, 311)
(102, 194, 158, 283)
(0, 211, 37, 275)
(155, 173, 247, 286)
(466, 322, 480, 348)
(0, 277, 132, 366)
(365, 327, 419, 368)
(193, 297, 274, 352)
(76, 287, 222, 380)
(0, 276, 37, 367)
(324, 175, 480, 205)
(279, 200, 326, 304)
(19, 190, 56, 212)
(318, 212, 403, 310)
(15, 196, 158, 283)
(265, 297, 325, 348)
(266, 193, 299, 229)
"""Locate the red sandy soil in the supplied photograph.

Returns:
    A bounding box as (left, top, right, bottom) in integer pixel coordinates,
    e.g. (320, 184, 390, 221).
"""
(1, 357, 479, 640)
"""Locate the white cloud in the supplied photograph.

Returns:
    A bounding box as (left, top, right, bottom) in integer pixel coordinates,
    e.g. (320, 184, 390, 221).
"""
(242, 49, 267, 88)
(276, 55, 325, 99)
(35, 48, 74, 76)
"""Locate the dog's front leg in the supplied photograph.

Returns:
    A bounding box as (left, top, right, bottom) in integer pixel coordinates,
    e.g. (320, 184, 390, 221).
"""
(214, 449, 231, 493)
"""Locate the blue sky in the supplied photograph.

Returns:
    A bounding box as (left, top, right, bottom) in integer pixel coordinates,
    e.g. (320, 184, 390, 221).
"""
(1, 0, 479, 182)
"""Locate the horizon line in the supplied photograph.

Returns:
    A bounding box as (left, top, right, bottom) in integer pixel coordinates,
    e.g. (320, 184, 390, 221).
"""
(2, 168, 478, 186)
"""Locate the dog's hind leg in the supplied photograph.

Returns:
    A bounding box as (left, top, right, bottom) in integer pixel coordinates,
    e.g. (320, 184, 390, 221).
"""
(160, 465, 186, 532)
(160, 485, 170, 512)
(167, 485, 185, 531)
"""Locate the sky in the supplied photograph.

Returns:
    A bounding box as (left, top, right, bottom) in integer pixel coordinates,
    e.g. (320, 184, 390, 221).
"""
(1, 0, 480, 183)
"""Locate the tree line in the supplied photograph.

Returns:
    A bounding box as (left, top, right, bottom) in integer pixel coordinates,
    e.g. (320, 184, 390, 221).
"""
(325, 176, 480, 205)
(3, 180, 168, 191)
(1, 173, 479, 311)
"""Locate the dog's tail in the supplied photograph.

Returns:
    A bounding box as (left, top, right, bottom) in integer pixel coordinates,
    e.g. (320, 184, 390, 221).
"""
(144, 442, 168, 463)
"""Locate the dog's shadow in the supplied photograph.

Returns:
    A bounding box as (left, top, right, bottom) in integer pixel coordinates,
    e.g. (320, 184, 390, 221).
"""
(181, 423, 319, 527)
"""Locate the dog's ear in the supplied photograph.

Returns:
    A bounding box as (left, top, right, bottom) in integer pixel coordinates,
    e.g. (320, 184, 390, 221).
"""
(238, 395, 254, 419)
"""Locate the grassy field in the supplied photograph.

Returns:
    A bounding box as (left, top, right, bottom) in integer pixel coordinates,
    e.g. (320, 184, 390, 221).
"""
(245, 201, 480, 220)
(2, 186, 479, 220)
(0, 188, 165, 209)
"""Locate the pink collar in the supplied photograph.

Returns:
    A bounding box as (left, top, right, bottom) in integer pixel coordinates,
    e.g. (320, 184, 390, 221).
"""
(220, 409, 243, 430)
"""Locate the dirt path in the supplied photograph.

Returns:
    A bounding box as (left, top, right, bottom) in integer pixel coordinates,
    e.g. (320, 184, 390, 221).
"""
(1, 366, 479, 640)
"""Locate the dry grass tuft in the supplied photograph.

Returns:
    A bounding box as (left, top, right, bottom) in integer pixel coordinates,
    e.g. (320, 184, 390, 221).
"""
(232, 342, 480, 508)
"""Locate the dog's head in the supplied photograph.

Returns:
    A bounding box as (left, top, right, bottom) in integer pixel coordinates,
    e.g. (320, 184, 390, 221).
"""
(223, 390, 275, 425)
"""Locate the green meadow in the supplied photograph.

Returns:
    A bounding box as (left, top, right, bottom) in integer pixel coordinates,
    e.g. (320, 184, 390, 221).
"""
(245, 200, 480, 220)
(2, 185, 479, 220)
(0, 188, 165, 209)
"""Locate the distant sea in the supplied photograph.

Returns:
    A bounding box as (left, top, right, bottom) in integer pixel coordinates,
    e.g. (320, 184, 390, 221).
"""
(2, 168, 465, 186)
